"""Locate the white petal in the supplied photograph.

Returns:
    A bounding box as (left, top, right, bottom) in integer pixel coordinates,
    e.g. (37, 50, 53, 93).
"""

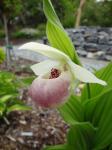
(19, 42, 70, 61)
(69, 61, 107, 86)
(31, 60, 60, 76)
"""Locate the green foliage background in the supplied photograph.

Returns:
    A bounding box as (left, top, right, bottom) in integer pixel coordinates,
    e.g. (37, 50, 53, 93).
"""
(0, 48, 5, 64)
(0, 0, 112, 29)
(0, 70, 34, 118)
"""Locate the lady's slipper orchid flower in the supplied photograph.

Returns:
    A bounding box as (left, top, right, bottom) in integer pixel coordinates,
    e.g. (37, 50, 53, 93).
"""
(19, 42, 106, 107)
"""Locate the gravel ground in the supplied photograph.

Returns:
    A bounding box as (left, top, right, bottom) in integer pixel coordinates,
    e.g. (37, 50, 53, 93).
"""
(0, 106, 67, 150)
(0, 58, 68, 150)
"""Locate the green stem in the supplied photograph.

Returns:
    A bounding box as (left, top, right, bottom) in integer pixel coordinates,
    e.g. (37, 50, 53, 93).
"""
(87, 83, 91, 99)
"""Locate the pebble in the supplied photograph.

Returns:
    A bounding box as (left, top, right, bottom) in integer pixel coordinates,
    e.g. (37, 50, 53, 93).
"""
(6, 135, 16, 142)
(17, 137, 25, 144)
(21, 132, 33, 136)
(19, 120, 27, 125)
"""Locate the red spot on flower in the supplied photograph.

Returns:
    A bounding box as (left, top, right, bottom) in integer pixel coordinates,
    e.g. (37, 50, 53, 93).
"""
(49, 68, 61, 79)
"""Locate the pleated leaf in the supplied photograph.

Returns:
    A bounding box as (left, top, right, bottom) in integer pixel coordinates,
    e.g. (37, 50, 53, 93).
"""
(58, 95, 84, 124)
(84, 88, 112, 149)
(67, 122, 96, 150)
(43, 0, 81, 65)
(81, 62, 112, 102)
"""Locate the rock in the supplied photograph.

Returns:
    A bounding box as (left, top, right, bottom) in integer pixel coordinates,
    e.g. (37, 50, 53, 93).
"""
(66, 28, 85, 34)
(74, 42, 84, 48)
(109, 28, 112, 33)
(105, 55, 112, 61)
(85, 35, 98, 43)
(71, 33, 84, 42)
(98, 32, 109, 44)
(108, 40, 112, 45)
(106, 47, 112, 55)
(77, 49, 87, 57)
(84, 43, 98, 52)
(87, 52, 96, 59)
(97, 44, 110, 51)
(109, 35, 112, 40)
(95, 51, 105, 56)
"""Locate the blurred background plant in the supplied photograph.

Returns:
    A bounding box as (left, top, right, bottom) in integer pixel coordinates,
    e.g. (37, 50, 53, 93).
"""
(0, 44, 34, 121)
(0, 0, 112, 39)
(0, 49, 33, 120)
(0, 71, 32, 120)
(0, 47, 5, 64)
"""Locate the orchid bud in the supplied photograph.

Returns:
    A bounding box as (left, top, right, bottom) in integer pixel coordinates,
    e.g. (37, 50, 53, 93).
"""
(29, 70, 71, 108)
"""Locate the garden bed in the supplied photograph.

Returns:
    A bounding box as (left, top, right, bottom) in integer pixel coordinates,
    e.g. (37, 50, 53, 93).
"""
(0, 58, 67, 150)
(0, 107, 67, 150)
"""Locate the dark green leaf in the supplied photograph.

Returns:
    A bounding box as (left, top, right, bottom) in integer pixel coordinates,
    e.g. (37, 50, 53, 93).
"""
(58, 95, 84, 124)
(67, 122, 96, 150)
(81, 62, 112, 102)
(84, 88, 112, 149)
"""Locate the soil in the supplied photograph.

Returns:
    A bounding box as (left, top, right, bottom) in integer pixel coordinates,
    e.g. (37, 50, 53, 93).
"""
(0, 107, 67, 150)
(0, 58, 68, 150)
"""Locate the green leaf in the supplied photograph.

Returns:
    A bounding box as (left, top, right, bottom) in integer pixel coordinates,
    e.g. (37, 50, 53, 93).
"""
(58, 95, 84, 124)
(0, 95, 13, 103)
(0, 48, 5, 64)
(43, 0, 62, 27)
(7, 104, 31, 113)
(67, 122, 96, 150)
(12, 99, 26, 105)
(84, 88, 112, 149)
(81, 62, 112, 102)
(0, 71, 19, 96)
(43, 145, 67, 150)
(109, 144, 112, 150)
(21, 76, 35, 86)
(0, 103, 5, 116)
(43, 0, 81, 65)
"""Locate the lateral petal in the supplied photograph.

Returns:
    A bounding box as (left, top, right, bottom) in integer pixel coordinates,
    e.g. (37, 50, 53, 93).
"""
(31, 60, 60, 76)
(69, 61, 107, 86)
